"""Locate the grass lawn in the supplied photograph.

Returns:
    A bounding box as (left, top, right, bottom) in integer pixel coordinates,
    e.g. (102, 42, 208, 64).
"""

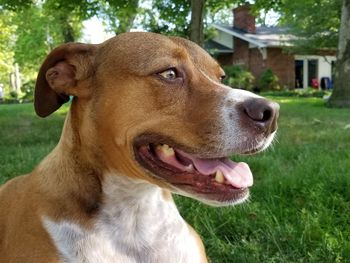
(1, 98, 350, 262)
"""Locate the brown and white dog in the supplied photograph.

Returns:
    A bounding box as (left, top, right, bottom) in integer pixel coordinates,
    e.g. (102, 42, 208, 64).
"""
(0, 32, 279, 262)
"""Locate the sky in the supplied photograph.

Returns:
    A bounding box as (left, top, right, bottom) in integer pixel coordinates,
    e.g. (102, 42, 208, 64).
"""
(82, 16, 114, 44)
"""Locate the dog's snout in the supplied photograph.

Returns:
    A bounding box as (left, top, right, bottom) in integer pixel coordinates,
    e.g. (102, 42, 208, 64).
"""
(242, 98, 279, 133)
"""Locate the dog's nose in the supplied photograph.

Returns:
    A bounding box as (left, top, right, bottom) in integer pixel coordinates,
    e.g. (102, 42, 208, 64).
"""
(242, 98, 279, 133)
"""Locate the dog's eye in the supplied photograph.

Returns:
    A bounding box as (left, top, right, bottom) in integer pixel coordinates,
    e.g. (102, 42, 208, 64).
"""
(220, 75, 226, 82)
(158, 68, 178, 80)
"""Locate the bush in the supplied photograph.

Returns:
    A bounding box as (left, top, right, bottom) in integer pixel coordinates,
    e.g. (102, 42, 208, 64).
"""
(9, 90, 19, 99)
(258, 69, 280, 91)
(262, 88, 331, 98)
(1, 80, 35, 104)
(21, 80, 35, 102)
(223, 65, 255, 91)
(2, 90, 20, 104)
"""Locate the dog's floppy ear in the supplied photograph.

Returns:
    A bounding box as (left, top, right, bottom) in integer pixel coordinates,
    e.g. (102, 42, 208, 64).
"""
(34, 43, 97, 117)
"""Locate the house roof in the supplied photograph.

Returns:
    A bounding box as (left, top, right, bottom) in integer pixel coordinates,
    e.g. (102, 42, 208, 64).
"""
(205, 40, 233, 54)
(213, 24, 295, 48)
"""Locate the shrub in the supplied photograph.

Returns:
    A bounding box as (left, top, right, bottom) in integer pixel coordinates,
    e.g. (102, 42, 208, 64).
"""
(9, 90, 19, 99)
(3, 91, 20, 104)
(2, 80, 35, 104)
(258, 69, 280, 91)
(262, 88, 331, 98)
(21, 80, 35, 102)
(223, 65, 255, 91)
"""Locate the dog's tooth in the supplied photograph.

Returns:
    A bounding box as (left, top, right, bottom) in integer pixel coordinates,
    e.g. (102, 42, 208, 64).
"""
(185, 164, 194, 172)
(157, 144, 175, 157)
(215, 170, 224, 183)
(162, 144, 170, 150)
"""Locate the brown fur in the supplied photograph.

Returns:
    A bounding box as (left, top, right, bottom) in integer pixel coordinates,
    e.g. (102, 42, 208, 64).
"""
(0, 32, 225, 262)
(0, 32, 279, 262)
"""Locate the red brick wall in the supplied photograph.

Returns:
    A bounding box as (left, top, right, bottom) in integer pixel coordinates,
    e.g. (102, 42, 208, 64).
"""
(229, 38, 295, 88)
(249, 48, 266, 80)
(266, 48, 295, 88)
(233, 5, 256, 33)
(230, 5, 295, 88)
(232, 38, 250, 67)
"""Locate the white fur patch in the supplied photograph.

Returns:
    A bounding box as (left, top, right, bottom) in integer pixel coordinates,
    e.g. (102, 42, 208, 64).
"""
(221, 87, 277, 154)
(43, 174, 203, 263)
(199, 69, 275, 154)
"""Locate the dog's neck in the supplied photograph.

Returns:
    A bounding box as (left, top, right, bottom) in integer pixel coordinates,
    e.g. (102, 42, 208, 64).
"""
(58, 101, 101, 165)
(36, 104, 205, 262)
(42, 172, 204, 262)
(100, 174, 184, 248)
(37, 104, 183, 232)
(35, 105, 105, 221)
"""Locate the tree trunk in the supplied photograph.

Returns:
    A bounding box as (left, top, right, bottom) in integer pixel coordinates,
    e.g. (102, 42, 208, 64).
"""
(111, 0, 139, 35)
(189, 0, 206, 46)
(115, 13, 137, 35)
(328, 0, 350, 107)
(63, 24, 75, 43)
(59, 12, 75, 43)
(14, 63, 21, 93)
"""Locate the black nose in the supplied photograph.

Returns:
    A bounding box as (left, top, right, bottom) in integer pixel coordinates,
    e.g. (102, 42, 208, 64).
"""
(242, 98, 279, 133)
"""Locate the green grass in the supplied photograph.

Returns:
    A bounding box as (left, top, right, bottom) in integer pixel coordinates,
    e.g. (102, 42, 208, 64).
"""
(1, 98, 350, 262)
(0, 103, 68, 184)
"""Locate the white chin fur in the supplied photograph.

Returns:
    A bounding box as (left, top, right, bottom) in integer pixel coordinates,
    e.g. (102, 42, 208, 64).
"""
(257, 131, 277, 153)
(171, 186, 250, 207)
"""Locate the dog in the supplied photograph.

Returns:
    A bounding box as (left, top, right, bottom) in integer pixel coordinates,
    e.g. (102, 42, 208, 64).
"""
(0, 32, 279, 262)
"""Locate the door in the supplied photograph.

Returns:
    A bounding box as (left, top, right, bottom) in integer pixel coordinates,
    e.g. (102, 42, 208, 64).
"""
(295, 60, 304, 88)
(308, 59, 318, 87)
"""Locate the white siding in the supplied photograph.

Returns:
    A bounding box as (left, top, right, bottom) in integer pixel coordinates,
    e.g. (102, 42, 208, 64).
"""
(294, 55, 336, 88)
(319, 56, 336, 80)
(213, 31, 233, 49)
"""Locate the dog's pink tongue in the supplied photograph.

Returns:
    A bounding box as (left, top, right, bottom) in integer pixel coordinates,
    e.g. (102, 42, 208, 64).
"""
(177, 151, 253, 188)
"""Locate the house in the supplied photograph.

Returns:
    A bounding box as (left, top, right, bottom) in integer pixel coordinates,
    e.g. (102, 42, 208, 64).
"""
(208, 5, 336, 89)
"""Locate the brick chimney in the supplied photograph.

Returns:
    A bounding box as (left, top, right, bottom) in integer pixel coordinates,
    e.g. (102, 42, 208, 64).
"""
(233, 5, 256, 33)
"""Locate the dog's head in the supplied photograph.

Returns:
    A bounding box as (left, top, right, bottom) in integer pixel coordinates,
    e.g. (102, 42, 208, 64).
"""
(35, 32, 279, 206)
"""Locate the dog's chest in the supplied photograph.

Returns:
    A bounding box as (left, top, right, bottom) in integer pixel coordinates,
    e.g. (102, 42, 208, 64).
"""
(43, 176, 203, 263)
(44, 217, 200, 263)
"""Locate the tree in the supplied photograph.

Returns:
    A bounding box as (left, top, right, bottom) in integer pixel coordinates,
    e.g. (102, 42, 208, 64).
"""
(43, 0, 97, 43)
(255, 0, 349, 107)
(1, 0, 242, 45)
(1, 0, 97, 43)
(141, 0, 242, 45)
(190, 0, 206, 46)
(13, 6, 61, 75)
(0, 1, 90, 100)
(328, 0, 350, 107)
(0, 10, 16, 93)
(140, 0, 191, 37)
(0, 0, 33, 10)
(100, 0, 139, 35)
(12, 3, 86, 72)
(255, 0, 341, 53)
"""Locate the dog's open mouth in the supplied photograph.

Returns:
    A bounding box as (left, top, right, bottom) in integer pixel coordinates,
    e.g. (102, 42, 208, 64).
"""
(134, 141, 253, 204)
